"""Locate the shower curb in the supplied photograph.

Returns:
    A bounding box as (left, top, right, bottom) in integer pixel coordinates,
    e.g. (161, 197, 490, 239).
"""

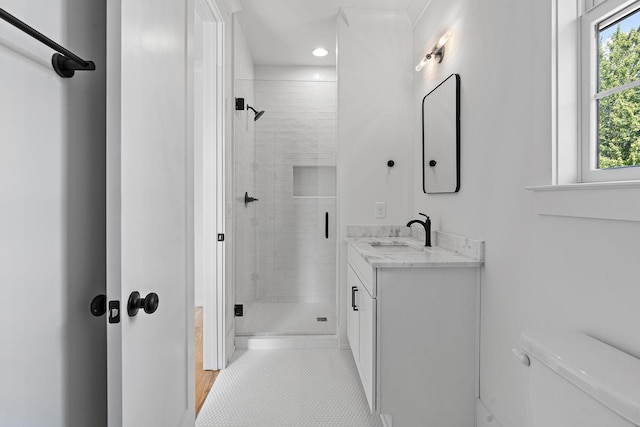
(235, 335, 338, 350)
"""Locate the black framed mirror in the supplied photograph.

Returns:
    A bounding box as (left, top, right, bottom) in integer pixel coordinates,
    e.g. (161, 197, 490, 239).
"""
(422, 73, 460, 193)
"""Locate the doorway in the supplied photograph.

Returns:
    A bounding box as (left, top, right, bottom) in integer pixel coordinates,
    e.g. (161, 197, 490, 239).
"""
(193, 0, 226, 377)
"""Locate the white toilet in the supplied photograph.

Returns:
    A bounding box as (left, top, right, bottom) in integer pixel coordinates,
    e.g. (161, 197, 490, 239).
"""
(519, 329, 640, 427)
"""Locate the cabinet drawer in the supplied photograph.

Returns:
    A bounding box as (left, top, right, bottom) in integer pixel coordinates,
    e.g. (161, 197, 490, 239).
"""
(348, 244, 375, 296)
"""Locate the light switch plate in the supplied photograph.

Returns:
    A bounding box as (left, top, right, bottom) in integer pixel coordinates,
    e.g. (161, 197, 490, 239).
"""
(375, 202, 387, 218)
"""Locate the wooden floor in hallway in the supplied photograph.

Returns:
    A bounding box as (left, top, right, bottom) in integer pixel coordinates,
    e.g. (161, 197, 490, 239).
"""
(196, 306, 219, 415)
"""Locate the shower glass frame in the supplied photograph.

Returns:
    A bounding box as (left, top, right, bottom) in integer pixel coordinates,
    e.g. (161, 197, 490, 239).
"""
(233, 77, 337, 336)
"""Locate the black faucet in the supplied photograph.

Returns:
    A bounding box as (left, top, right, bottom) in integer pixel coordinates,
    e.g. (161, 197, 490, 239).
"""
(406, 213, 431, 247)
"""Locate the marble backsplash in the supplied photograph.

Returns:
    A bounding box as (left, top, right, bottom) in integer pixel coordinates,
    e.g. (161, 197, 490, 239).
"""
(345, 225, 413, 238)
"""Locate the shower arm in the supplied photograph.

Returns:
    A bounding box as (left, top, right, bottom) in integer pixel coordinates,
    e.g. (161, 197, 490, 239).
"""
(246, 104, 265, 121)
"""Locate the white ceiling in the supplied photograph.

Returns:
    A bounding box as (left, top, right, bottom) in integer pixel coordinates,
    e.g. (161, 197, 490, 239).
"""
(233, 0, 416, 67)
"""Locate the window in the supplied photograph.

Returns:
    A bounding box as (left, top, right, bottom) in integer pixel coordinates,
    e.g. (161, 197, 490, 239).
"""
(581, 0, 640, 182)
(527, 0, 640, 223)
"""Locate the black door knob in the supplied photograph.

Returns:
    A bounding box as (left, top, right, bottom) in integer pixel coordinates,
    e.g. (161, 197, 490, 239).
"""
(127, 291, 159, 317)
(90, 294, 107, 317)
(429, 160, 437, 167)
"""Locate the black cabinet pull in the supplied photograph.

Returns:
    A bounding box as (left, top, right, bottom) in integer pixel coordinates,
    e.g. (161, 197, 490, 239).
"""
(325, 212, 329, 239)
(351, 286, 358, 311)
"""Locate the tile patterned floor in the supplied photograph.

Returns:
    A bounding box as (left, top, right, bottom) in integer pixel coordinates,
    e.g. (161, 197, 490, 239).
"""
(196, 348, 383, 427)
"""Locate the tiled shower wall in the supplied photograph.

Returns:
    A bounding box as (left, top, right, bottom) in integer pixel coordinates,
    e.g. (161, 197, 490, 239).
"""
(234, 70, 337, 318)
(253, 78, 337, 303)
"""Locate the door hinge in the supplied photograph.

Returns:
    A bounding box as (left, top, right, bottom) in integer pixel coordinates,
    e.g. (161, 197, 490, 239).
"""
(234, 304, 243, 317)
(108, 300, 120, 324)
(217, 233, 225, 242)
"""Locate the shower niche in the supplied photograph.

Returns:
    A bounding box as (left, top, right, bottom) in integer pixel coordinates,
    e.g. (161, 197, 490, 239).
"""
(293, 166, 336, 197)
(234, 76, 337, 337)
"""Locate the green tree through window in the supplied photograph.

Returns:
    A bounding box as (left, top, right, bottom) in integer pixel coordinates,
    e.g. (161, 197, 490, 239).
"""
(598, 12, 640, 169)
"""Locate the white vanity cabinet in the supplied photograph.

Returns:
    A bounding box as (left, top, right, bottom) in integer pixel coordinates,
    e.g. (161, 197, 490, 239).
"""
(347, 241, 480, 427)
(347, 264, 376, 410)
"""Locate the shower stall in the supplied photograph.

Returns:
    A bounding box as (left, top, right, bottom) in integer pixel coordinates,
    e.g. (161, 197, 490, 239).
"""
(234, 77, 337, 336)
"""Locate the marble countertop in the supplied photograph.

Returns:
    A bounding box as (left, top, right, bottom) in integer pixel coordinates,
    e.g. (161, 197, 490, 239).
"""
(347, 230, 484, 269)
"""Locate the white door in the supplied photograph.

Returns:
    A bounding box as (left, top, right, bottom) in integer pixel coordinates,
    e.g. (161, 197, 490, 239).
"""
(106, 0, 193, 426)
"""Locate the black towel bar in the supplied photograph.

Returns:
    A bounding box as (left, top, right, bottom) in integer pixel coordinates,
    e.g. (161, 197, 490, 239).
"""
(0, 8, 95, 78)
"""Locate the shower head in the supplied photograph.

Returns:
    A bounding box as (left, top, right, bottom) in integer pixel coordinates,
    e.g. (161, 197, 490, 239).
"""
(247, 105, 265, 121)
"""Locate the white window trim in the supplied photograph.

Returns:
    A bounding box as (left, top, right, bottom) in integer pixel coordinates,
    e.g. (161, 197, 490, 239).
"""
(528, 0, 640, 222)
(551, 0, 580, 186)
(527, 180, 640, 221)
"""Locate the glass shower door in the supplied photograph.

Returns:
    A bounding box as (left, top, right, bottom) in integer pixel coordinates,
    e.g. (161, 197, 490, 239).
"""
(234, 78, 337, 336)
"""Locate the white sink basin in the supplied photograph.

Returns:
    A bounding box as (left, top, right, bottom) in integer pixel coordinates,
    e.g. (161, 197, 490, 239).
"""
(368, 242, 423, 252)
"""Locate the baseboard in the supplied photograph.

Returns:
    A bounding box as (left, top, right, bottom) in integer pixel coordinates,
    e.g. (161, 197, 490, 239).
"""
(235, 335, 338, 350)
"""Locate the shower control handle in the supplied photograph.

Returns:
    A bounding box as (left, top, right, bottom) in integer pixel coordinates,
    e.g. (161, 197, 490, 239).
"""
(351, 286, 358, 311)
(244, 191, 259, 206)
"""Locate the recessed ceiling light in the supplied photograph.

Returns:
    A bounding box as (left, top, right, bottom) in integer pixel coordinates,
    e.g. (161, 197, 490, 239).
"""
(312, 48, 329, 57)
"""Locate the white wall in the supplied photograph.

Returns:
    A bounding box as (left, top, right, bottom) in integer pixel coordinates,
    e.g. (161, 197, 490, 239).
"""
(407, 0, 431, 27)
(0, 1, 107, 425)
(337, 8, 413, 346)
(255, 65, 336, 82)
(413, 1, 640, 426)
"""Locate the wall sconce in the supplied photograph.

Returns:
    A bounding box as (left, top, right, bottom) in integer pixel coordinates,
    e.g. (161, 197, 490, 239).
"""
(415, 30, 453, 71)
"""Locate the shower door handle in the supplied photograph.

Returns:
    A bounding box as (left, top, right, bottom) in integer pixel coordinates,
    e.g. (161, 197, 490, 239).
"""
(351, 286, 358, 311)
(325, 212, 329, 239)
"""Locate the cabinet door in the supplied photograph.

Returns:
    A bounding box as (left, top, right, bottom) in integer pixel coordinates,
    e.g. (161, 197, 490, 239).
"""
(347, 266, 360, 363)
(358, 283, 375, 412)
